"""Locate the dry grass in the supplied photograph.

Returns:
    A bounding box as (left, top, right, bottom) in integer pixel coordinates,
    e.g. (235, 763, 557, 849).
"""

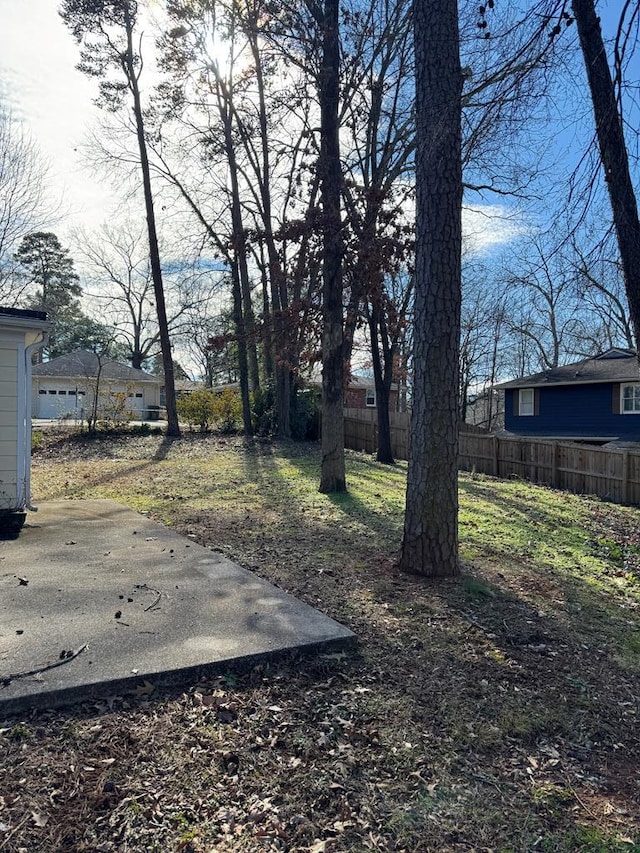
(1, 428, 639, 853)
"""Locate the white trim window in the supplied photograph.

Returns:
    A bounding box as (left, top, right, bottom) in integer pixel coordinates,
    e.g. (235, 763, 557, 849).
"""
(365, 388, 376, 407)
(621, 384, 640, 413)
(518, 388, 535, 416)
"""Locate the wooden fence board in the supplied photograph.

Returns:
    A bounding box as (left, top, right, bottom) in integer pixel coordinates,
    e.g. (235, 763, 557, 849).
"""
(343, 408, 640, 506)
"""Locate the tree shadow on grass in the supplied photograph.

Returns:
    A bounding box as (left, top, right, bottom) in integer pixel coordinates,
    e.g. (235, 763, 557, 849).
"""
(21, 438, 640, 849)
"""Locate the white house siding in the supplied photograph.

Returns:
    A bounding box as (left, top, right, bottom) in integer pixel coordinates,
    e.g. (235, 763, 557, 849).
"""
(0, 342, 19, 509)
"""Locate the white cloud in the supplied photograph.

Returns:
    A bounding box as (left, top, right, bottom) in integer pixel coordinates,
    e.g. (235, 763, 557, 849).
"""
(462, 203, 529, 254)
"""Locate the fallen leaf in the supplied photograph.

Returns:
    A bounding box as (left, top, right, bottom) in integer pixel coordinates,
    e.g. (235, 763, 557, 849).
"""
(309, 841, 326, 853)
(17, 577, 28, 586)
(31, 812, 48, 828)
(131, 680, 155, 697)
(216, 704, 237, 724)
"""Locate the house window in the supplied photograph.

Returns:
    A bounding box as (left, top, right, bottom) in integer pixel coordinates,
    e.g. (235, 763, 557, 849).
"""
(38, 389, 46, 395)
(47, 390, 57, 395)
(135, 393, 143, 398)
(621, 384, 640, 413)
(58, 390, 67, 395)
(365, 389, 376, 407)
(518, 388, 535, 416)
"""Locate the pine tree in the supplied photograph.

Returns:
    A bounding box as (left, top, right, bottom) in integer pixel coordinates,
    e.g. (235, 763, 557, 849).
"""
(15, 231, 82, 359)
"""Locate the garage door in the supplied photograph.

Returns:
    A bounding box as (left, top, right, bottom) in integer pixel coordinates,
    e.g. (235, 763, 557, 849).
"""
(36, 389, 83, 419)
(127, 392, 145, 416)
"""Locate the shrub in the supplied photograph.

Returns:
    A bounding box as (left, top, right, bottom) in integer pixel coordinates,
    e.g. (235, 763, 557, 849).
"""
(177, 387, 243, 433)
(129, 422, 163, 436)
(251, 384, 277, 435)
(291, 389, 320, 440)
(212, 387, 242, 433)
(177, 388, 217, 432)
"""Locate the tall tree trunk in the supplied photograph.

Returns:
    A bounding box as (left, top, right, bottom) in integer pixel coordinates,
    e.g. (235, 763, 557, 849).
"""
(250, 25, 291, 435)
(223, 115, 260, 396)
(231, 257, 253, 434)
(260, 260, 274, 382)
(318, 0, 346, 494)
(368, 302, 395, 464)
(399, 0, 462, 577)
(572, 0, 640, 353)
(123, 5, 180, 437)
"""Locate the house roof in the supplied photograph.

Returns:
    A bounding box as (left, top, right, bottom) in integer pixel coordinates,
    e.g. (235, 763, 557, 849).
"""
(0, 306, 50, 333)
(0, 306, 47, 322)
(32, 350, 160, 383)
(498, 348, 640, 389)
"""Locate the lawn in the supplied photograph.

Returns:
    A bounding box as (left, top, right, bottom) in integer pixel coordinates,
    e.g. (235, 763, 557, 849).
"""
(1, 429, 639, 852)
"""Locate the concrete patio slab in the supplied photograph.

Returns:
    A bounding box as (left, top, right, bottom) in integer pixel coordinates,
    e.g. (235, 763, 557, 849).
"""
(0, 500, 355, 717)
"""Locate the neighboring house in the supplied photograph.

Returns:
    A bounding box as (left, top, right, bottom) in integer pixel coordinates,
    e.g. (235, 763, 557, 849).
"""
(344, 376, 402, 411)
(0, 306, 49, 536)
(499, 348, 640, 441)
(175, 379, 206, 397)
(32, 350, 162, 420)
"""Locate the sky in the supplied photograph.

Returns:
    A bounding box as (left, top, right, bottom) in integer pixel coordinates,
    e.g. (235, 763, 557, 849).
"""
(0, 0, 535, 259)
(0, 2, 635, 269)
(0, 0, 117, 235)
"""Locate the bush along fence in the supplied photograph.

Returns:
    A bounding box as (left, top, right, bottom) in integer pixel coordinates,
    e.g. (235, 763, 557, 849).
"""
(344, 407, 640, 506)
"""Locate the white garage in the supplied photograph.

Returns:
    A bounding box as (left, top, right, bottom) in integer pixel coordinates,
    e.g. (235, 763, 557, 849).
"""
(32, 351, 162, 421)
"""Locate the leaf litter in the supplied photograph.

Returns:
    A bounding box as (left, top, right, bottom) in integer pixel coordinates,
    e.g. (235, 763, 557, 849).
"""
(0, 430, 639, 851)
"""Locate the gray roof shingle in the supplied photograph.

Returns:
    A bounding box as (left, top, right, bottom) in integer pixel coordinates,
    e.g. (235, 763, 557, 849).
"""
(498, 348, 640, 389)
(32, 350, 160, 383)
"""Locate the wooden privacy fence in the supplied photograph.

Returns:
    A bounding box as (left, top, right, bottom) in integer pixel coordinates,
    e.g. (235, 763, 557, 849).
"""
(344, 407, 410, 460)
(344, 408, 640, 505)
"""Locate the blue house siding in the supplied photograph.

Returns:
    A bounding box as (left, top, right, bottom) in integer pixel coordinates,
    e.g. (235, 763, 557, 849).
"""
(505, 383, 640, 440)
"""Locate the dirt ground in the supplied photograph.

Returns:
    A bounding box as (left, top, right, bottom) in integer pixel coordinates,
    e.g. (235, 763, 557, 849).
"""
(1, 430, 639, 852)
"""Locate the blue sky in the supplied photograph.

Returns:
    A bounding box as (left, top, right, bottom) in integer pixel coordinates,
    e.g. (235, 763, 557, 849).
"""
(0, 0, 636, 260)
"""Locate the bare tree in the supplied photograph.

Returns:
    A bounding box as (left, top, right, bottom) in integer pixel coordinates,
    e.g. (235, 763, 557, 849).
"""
(60, 0, 181, 436)
(0, 106, 55, 305)
(504, 238, 586, 371)
(308, 0, 347, 493)
(459, 273, 508, 424)
(339, 0, 414, 465)
(571, 239, 635, 352)
(74, 222, 203, 370)
(158, 0, 326, 438)
(571, 0, 640, 355)
(399, 0, 463, 578)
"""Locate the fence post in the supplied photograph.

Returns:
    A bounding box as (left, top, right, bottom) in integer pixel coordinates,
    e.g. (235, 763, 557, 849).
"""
(493, 434, 499, 477)
(552, 441, 559, 488)
(622, 450, 630, 504)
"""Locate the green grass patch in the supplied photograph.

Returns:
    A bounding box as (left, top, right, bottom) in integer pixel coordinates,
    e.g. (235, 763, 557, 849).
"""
(23, 433, 640, 850)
